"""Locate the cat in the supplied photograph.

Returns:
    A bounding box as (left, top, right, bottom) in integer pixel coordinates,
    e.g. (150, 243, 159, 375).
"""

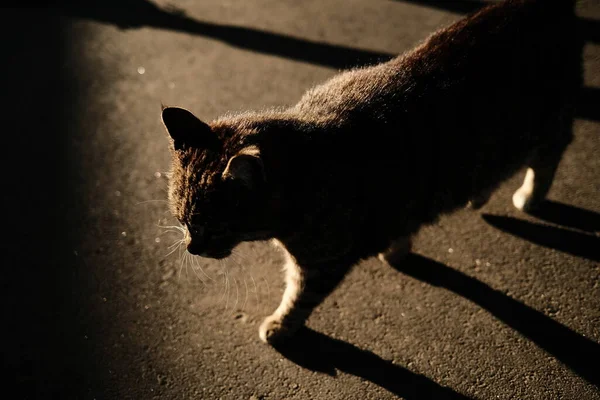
(161, 0, 581, 344)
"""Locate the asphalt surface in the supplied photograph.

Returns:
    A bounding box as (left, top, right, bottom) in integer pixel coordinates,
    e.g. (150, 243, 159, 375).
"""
(2, 1, 599, 399)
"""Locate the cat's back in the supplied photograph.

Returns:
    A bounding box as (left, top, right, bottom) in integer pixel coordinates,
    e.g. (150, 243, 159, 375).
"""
(295, 0, 579, 128)
(282, 0, 581, 224)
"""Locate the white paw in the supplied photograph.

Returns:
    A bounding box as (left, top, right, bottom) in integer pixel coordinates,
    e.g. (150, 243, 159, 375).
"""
(259, 315, 286, 344)
(513, 187, 541, 212)
(512, 188, 531, 211)
(513, 168, 538, 212)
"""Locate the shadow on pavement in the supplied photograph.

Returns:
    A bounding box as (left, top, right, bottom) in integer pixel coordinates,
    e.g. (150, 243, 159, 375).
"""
(575, 87, 600, 122)
(525, 200, 600, 234)
(390, 0, 488, 15)
(51, 0, 393, 70)
(272, 327, 472, 400)
(0, 7, 97, 398)
(482, 213, 600, 262)
(52, 0, 600, 122)
(389, 253, 600, 388)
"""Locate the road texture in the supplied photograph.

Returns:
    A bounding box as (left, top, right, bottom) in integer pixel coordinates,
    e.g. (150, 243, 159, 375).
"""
(2, 1, 599, 399)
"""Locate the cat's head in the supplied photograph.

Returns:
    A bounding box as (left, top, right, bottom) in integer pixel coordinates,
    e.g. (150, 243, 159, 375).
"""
(161, 106, 271, 259)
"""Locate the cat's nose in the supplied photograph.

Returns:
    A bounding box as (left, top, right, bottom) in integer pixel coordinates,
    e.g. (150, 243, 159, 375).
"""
(187, 244, 203, 256)
(187, 240, 202, 255)
(186, 236, 206, 256)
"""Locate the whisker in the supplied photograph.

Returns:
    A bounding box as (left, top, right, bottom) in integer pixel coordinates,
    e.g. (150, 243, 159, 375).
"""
(189, 256, 207, 286)
(218, 260, 228, 305)
(193, 256, 216, 282)
(184, 252, 190, 283)
(231, 253, 248, 311)
(224, 264, 230, 312)
(262, 276, 271, 305)
(231, 275, 239, 315)
(241, 273, 249, 312)
(177, 246, 186, 282)
(249, 274, 259, 312)
(168, 239, 184, 249)
(230, 251, 260, 310)
(136, 199, 169, 205)
(164, 240, 183, 258)
(160, 229, 181, 236)
(156, 223, 185, 232)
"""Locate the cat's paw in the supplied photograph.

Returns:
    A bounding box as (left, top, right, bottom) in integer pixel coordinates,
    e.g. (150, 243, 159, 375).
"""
(512, 187, 539, 212)
(513, 168, 545, 213)
(259, 315, 298, 344)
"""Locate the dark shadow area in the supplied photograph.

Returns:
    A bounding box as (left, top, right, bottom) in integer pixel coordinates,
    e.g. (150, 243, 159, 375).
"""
(482, 214, 599, 262)
(272, 327, 472, 399)
(579, 17, 600, 44)
(576, 86, 600, 122)
(0, 7, 99, 399)
(388, 254, 600, 388)
(525, 200, 600, 234)
(50, 0, 393, 70)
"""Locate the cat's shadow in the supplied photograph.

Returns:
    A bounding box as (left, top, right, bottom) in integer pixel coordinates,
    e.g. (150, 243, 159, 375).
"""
(390, 253, 600, 388)
(272, 326, 472, 400)
(273, 242, 600, 395)
(51, 0, 392, 70)
(482, 200, 600, 262)
(515, 199, 599, 233)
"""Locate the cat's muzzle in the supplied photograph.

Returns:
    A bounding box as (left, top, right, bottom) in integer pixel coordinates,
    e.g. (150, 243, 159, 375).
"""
(187, 243, 232, 259)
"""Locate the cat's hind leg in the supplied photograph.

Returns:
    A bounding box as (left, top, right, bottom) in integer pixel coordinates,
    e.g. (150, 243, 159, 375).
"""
(513, 139, 570, 213)
(259, 249, 351, 344)
(378, 236, 412, 266)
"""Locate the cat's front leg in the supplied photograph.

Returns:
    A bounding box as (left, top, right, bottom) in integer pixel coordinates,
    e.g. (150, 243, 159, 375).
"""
(259, 248, 351, 344)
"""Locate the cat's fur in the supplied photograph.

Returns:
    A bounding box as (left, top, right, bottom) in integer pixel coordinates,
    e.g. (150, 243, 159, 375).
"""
(161, 0, 581, 343)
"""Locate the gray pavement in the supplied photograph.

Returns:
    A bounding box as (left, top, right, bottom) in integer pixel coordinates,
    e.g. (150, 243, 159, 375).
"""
(2, 1, 599, 399)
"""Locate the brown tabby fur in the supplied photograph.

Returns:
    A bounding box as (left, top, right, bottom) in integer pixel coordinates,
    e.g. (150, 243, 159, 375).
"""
(161, 0, 581, 343)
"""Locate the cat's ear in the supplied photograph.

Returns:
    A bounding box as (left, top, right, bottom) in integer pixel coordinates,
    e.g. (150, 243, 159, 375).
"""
(161, 106, 220, 151)
(222, 147, 265, 188)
